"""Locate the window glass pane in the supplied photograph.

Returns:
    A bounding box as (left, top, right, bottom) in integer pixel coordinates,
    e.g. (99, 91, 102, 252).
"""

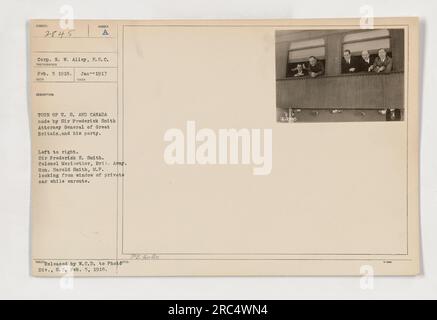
(343, 29, 390, 42)
(343, 38, 390, 54)
(289, 47, 325, 62)
(289, 38, 325, 50)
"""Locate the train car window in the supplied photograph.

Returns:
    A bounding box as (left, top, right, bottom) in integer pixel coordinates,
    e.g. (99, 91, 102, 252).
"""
(342, 29, 392, 68)
(287, 38, 325, 78)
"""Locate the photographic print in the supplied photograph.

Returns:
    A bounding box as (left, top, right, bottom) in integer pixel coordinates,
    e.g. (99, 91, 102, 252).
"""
(275, 29, 405, 123)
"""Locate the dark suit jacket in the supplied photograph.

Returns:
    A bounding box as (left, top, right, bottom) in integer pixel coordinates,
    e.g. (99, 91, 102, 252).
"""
(341, 56, 359, 73)
(293, 70, 307, 77)
(359, 57, 374, 72)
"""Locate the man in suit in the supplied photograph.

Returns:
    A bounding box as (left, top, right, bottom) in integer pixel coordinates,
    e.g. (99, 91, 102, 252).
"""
(372, 48, 393, 73)
(293, 64, 306, 77)
(359, 50, 374, 72)
(341, 49, 358, 73)
(305, 56, 324, 78)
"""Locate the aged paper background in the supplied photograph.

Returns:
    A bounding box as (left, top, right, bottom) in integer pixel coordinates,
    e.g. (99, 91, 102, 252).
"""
(30, 18, 420, 276)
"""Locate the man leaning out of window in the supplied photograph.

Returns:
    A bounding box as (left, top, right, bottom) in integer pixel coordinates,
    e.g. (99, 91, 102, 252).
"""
(371, 48, 393, 73)
(303, 56, 325, 78)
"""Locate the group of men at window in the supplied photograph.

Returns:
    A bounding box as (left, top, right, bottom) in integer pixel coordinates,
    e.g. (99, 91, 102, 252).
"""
(290, 48, 393, 78)
(342, 48, 393, 74)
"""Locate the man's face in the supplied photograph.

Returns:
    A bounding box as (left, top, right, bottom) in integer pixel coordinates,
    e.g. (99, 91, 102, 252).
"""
(309, 58, 316, 66)
(362, 51, 369, 60)
(343, 51, 351, 60)
(297, 64, 303, 72)
(379, 49, 387, 59)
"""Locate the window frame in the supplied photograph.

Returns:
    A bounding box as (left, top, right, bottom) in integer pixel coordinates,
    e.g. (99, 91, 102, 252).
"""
(287, 38, 326, 64)
(286, 38, 326, 78)
(342, 29, 392, 56)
